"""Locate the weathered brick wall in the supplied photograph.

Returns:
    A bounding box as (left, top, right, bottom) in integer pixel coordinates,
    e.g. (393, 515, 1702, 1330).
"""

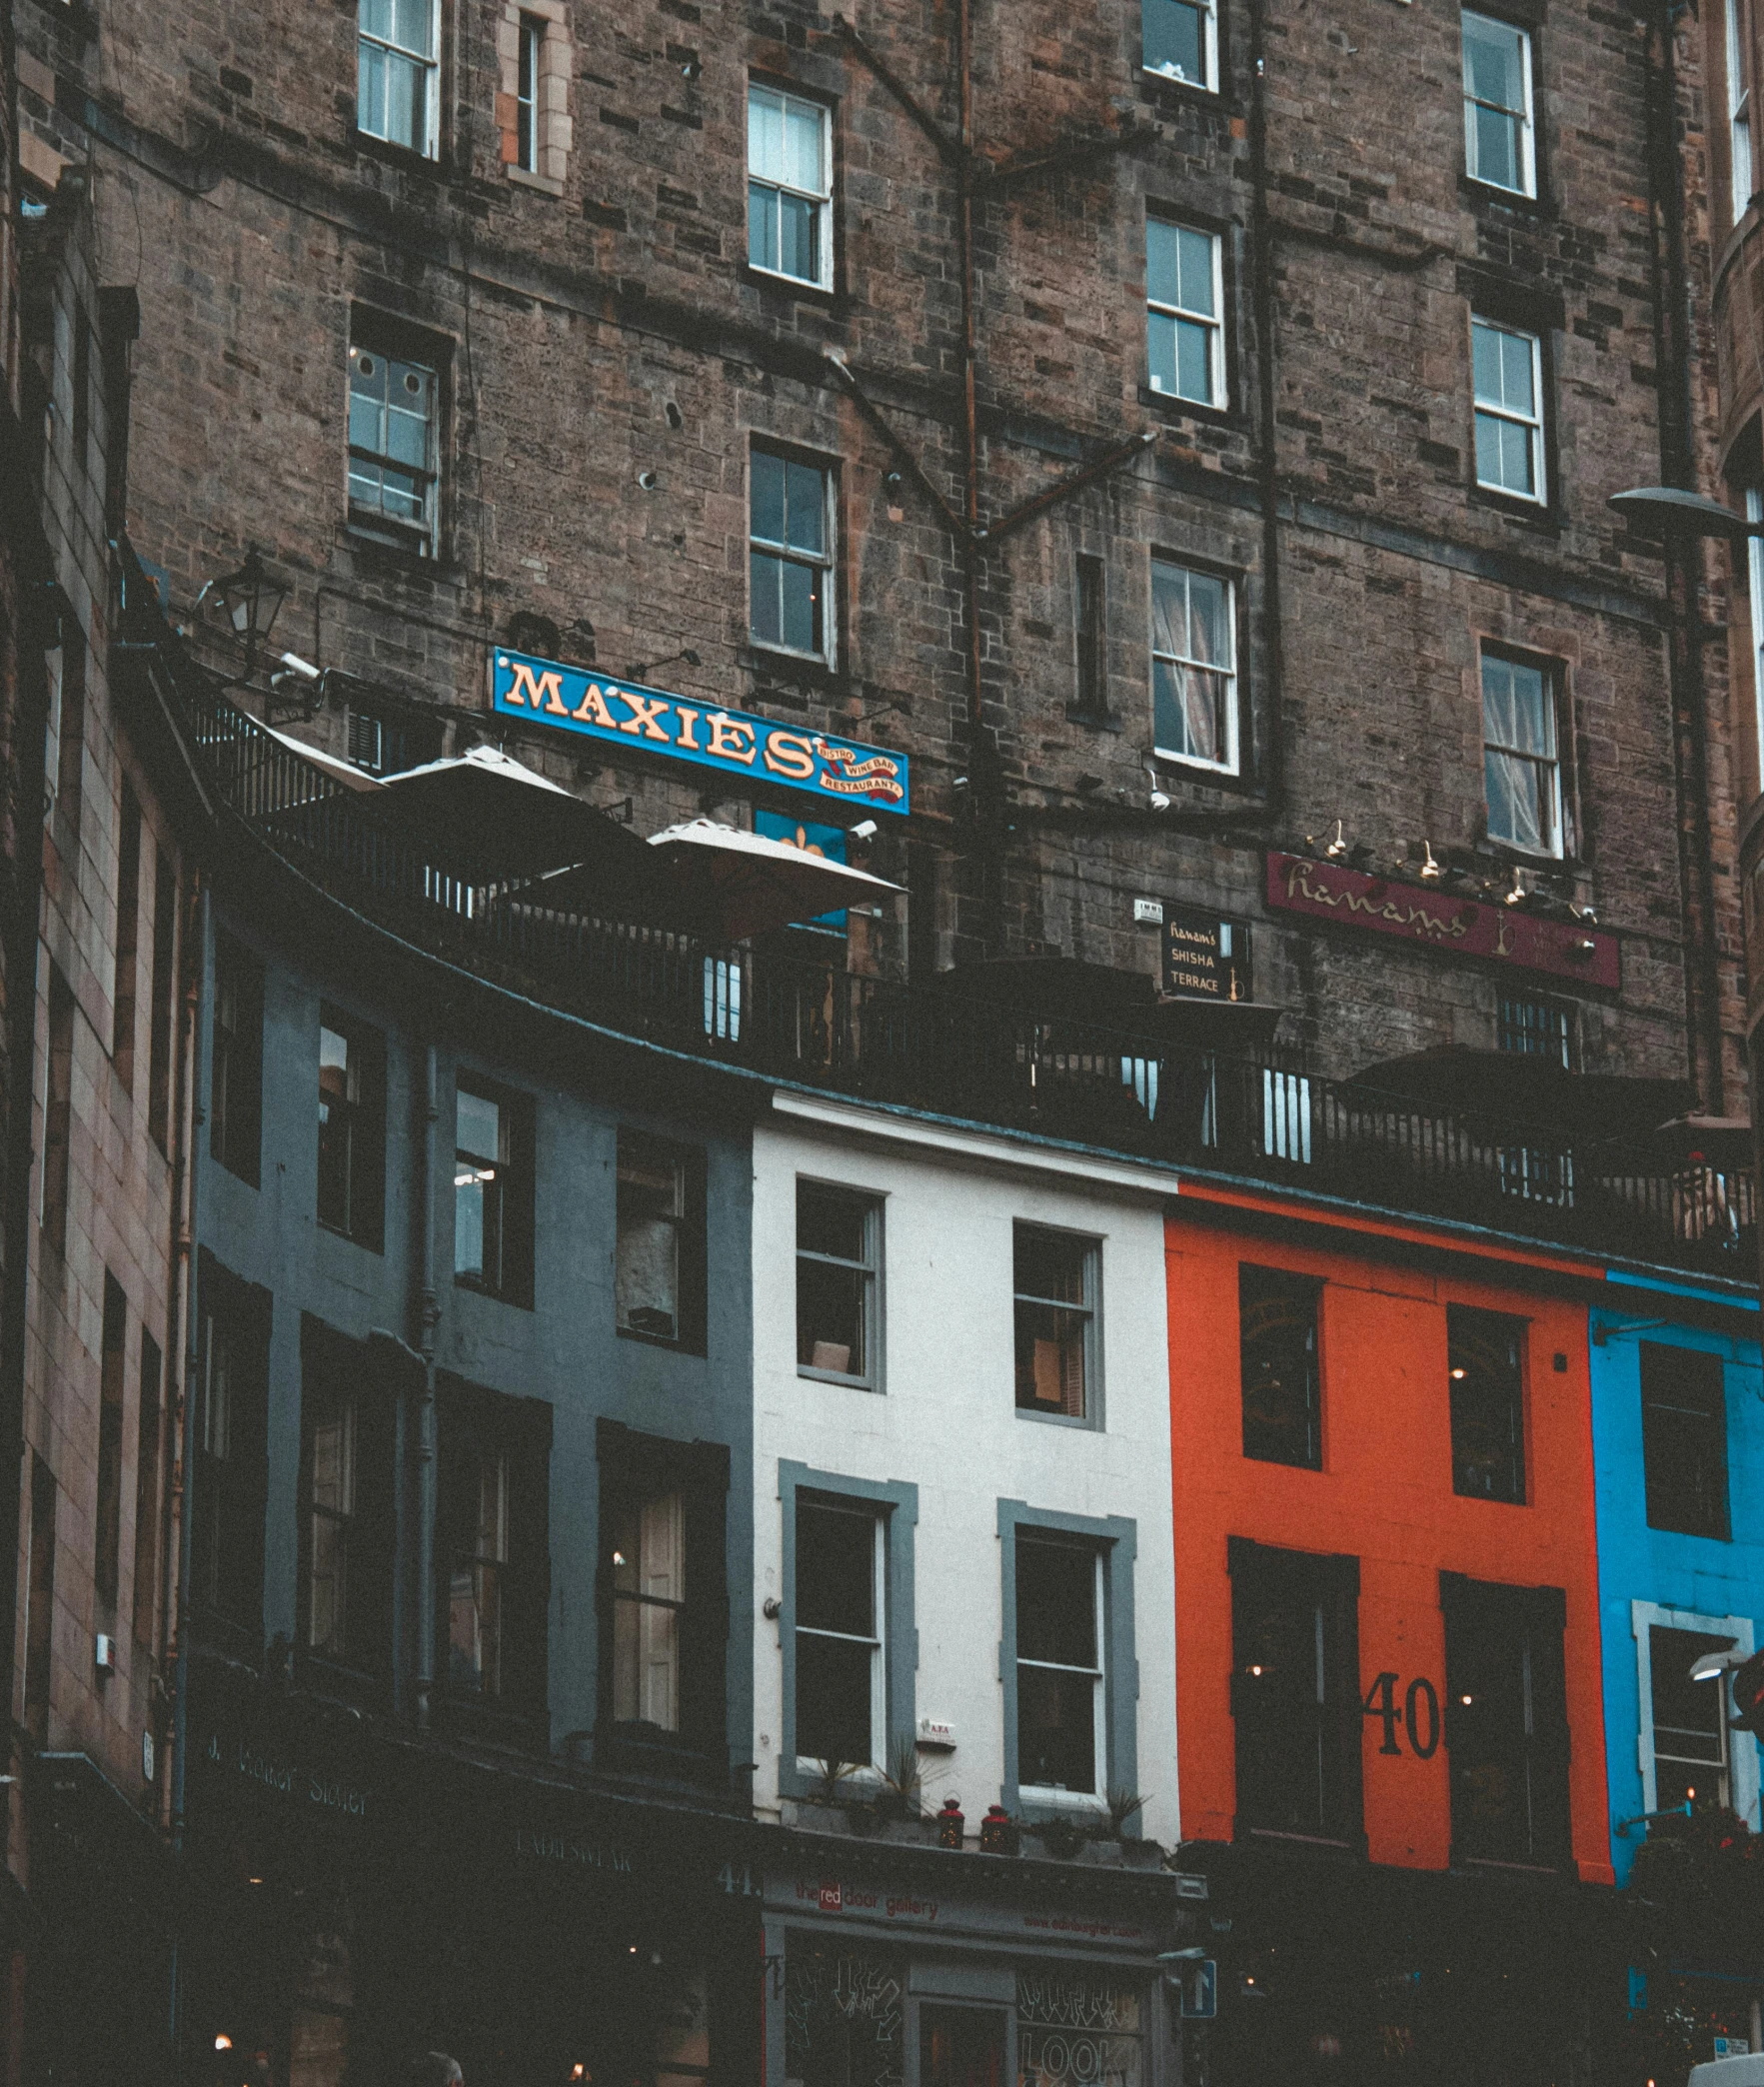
(14, 0, 1742, 1094)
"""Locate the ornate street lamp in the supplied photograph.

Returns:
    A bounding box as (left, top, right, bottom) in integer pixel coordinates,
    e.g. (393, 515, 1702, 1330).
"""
(193, 544, 289, 684)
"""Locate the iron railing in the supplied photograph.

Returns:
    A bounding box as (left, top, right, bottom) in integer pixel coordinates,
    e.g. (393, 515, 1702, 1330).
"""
(178, 674, 1756, 1281)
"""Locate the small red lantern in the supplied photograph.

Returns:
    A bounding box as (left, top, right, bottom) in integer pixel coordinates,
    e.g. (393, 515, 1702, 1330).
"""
(936, 1796, 964, 1848)
(979, 1804, 1015, 1854)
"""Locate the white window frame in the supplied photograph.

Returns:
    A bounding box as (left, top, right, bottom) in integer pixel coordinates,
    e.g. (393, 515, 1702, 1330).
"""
(1632, 1600, 1761, 1831)
(1142, 0, 1218, 91)
(748, 444, 838, 665)
(347, 335, 441, 557)
(1461, 9, 1536, 198)
(1480, 647, 1564, 858)
(795, 1502, 885, 1775)
(357, 0, 441, 160)
(1017, 1546, 1107, 1807)
(1147, 218, 1225, 408)
(1471, 316, 1547, 506)
(747, 84, 835, 292)
(517, 13, 542, 173)
(796, 1180, 883, 1390)
(1150, 557, 1240, 776)
(1731, 0, 1755, 224)
(1011, 1222, 1102, 1426)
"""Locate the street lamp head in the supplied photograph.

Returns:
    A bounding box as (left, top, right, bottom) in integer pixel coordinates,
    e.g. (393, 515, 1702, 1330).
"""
(197, 545, 289, 663)
(1690, 1644, 1741, 1683)
(1608, 486, 1755, 540)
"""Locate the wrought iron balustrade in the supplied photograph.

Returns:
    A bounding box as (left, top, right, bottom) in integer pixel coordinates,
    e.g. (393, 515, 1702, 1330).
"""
(174, 671, 1756, 1281)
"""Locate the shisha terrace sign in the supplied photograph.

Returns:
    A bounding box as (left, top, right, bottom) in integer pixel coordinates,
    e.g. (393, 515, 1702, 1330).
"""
(492, 649, 910, 815)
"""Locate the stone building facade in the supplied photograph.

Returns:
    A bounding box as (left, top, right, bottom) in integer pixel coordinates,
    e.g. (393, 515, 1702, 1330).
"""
(9, 0, 1746, 1102)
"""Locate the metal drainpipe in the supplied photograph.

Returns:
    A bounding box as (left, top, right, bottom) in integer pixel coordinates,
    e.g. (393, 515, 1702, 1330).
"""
(1245, 0, 1287, 824)
(1643, 0, 1726, 1105)
(167, 874, 206, 2067)
(415, 1042, 439, 1729)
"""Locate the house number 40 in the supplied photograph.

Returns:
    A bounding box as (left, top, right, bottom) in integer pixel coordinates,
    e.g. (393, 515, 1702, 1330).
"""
(1361, 1672, 1441, 1758)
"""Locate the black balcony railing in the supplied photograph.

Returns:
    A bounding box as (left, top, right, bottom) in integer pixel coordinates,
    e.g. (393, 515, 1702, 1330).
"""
(173, 665, 1755, 1281)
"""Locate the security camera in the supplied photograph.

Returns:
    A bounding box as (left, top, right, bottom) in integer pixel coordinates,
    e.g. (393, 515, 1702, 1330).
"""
(851, 820, 879, 840)
(276, 651, 321, 681)
(1150, 790, 1171, 812)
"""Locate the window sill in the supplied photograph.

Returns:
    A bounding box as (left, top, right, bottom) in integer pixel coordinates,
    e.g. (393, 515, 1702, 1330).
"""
(744, 641, 841, 686)
(617, 1322, 705, 1357)
(506, 164, 565, 198)
(1461, 174, 1547, 215)
(1019, 1785, 1107, 1814)
(1140, 382, 1237, 430)
(316, 1216, 385, 1255)
(454, 1272, 536, 1311)
(1138, 65, 1224, 105)
(798, 1364, 880, 1391)
(1152, 749, 1241, 784)
(740, 262, 839, 306)
(1014, 1403, 1097, 1429)
(350, 126, 448, 179)
(1065, 704, 1122, 730)
(1468, 485, 1560, 534)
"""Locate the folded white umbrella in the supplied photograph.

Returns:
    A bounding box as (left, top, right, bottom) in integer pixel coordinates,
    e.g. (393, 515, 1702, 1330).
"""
(377, 745, 658, 877)
(258, 722, 385, 793)
(646, 818, 901, 941)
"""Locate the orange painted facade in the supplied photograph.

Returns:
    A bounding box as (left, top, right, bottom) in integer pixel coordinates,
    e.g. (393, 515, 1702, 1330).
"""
(1168, 1188, 1614, 1887)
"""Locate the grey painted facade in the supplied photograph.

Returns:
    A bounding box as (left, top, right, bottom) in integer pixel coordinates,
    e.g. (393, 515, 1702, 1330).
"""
(192, 891, 758, 1774)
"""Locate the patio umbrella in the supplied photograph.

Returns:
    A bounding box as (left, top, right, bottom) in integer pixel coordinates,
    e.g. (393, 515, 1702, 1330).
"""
(926, 956, 1285, 1051)
(645, 818, 902, 942)
(375, 744, 662, 881)
(1346, 1045, 1694, 1139)
(258, 722, 385, 795)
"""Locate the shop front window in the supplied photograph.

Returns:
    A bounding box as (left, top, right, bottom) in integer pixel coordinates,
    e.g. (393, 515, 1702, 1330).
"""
(921, 2004, 1006, 2086)
(1017, 1970, 1144, 2087)
(784, 1945, 903, 2087)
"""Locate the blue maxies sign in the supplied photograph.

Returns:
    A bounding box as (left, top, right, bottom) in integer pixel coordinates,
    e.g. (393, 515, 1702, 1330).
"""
(492, 649, 910, 816)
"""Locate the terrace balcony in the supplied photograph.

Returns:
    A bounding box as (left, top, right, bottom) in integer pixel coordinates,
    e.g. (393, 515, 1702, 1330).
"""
(127, 568, 1757, 1290)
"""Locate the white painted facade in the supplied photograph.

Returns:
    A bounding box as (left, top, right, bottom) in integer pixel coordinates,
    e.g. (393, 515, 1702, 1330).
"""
(751, 1091, 1180, 1847)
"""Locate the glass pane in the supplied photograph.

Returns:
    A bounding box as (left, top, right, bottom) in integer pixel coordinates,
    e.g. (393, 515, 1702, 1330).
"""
(312, 1399, 355, 1517)
(1175, 225, 1215, 315)
(1145, 0, 1204, 80)
(780, 559, 820, 654)
(778, 191, 819, 281)
(379, 468, 424, 523)
(1641, 1345, 1729, 1536)
(748, 181, 778, 272)
(1499, 327, 1536, 414)
(1175, 315, 1212, 403)
(785, 460, 827, 554)
(798, 1180, 871, 1262)
(393, 0, 433, 55)
(1651, 1626, 1732, 1781)
(387, 50, 425, 150)
(1147, 311, 1177, 396)
(1485, 748, 1543, 852)
(1464, 12, 1525, 114)
(457, 1086, 501, 1162)
(1474, 102, 1520, 188)
(360, 0, 394, 40)
(749, 87, 785, 180)
(1014, 1301, 1087, 1416)
(785, 98, 824, 191)
(750, 550, 783, 648)
(358, 39, 386, 135)
(1018, 1973, 1142, 2087)
(1017, 1662, 1097, 1789)
(348, 379, 384, 453)
(385, 395, 429, 470)
(798, 1500, 876, 1636)
(1150, 560, 1187, 658)
(1187, 569, 1231, 666)
(798, 1258, 869, 1375)
(616, 1213, 679, 1336)
(448, 1559, 501, 1694)
(1154, 660, 1225, 761)
(1015, 1538, 1095, 1666)
(1015, 1226, 1087, 1304)
(797, 1631, 875, 1764)
(1146, 218, 1179, 309)
(614, 1590, 681, 1728)
(920, 2004, 1008, 2087)
(1474, 408, 1510, 490)
(455, 1174, 485, 1278)
(751, 448, 787, 544)
(1498, 416, 1535, 495)
(310, 1511, 347, 1654)
(349, 459, 383, 509)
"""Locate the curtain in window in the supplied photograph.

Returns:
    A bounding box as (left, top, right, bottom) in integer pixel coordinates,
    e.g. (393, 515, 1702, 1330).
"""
(1151, 565, 1231, 763)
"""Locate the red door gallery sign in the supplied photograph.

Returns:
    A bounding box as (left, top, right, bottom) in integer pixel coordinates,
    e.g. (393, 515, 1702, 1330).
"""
(1265, 852, 1620, 991)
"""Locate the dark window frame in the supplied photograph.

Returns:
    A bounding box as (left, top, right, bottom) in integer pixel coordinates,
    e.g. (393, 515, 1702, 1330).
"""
(347, 307, 448, 559)
(1239, 1263, 1323, 1469)
(1227, 1536, 1365, 1848)
(1441, 1572, 1571, 1870)
(132, 1328, 164, 1649)
(297, 1316, 398, 1704)
(112, 780, 141, 1088)
(146, 846, 178, 1151)
(1640, 1342, 1731, 1540)
(211, 930, 264, 1188)
(1448, 1302, 1528, 1505)
(1012, 1221, 1101, 1426)
(317, 1003, 388, 1251)
(594, 1418, 730, 1786)
(615, 1127, 708, 1353)
(796, 1177, 882, 1389)
(95, 1272, 127, 1612)
(191, 1253, 272, 1659)
(42, 964, 75, 1259)
(453, 1072, 536, 1307)
(437, 1374, 552, 1739)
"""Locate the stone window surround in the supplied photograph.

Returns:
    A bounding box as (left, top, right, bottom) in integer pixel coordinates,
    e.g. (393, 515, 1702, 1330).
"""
(496, 1, 572, 196)
(1631, 1598, 1760, 1829)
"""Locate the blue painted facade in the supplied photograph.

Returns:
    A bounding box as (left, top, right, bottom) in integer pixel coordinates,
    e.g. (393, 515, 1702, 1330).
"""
(1590, 1286, 1764, 1888)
